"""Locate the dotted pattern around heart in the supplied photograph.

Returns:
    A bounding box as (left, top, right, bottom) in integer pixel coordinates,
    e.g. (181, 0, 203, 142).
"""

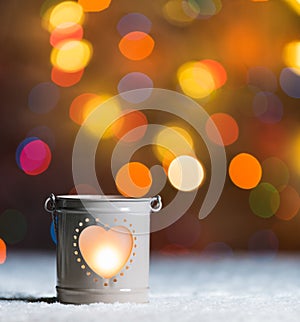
(72, 216, 137, 286)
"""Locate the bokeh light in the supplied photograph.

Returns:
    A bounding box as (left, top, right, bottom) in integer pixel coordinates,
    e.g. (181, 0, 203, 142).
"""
(154, 126, 194, 169)
(16, 137, 39, 169)
(117, 13, 152, 36)
(168, 155, 205, 191)
(51, 39, 92, 73)
(69, 93, 110, 124)
(285, 0, 300, 15)
(205, 113, 239, 146)
(78, 0, 112, 12)
(0, 238, 6, 264)
(283, 41, 300, 69)
(112, 109, 148, 143)
(50, 221, 57, 245)
(248, 229, 279, 254)
(69, 93, 100, 125)
(279, 67, 300, 99)
(28, 82, 60, 114)
(229, 153, 262, 189)
(47, 1, 84, 31)
(247, 66, 277, 92)
(115, 162, 152, 197)
(16, 138, 52, 175)
(252, 92, 283, 124)
(185, 0, 223, 19)
(275, 185, 300, 221)
(27, 126, 56, 151)
(0, 209, 27, 244)
(117, 72, 153, 103)
(40, 0, 62, 17)
(69, 93, 121, 138)
(118, 31, 155, 61)
(201, 59, 227, 89)
(249, 182, 280, 218)
(163, 0, 196, 25)
(291, 132, 300, 175)
(51, 66, 84, 87)
(261, 157, 289, 191)
(177, 61, 215, 99)
(50, 22, 83, 47)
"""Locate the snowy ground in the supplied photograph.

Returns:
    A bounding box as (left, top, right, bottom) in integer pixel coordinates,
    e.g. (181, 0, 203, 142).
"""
(1, 252, 300, 322)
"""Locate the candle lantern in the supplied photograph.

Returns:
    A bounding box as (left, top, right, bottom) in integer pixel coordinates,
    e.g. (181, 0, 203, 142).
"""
(44, 194, 162, 304)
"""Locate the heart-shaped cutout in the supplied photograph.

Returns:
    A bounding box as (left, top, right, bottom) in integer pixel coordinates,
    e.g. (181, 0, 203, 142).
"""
(79, 225, 133, 279)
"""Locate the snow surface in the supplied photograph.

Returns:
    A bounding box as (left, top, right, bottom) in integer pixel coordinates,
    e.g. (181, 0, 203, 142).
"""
(1, 252, 300, 322)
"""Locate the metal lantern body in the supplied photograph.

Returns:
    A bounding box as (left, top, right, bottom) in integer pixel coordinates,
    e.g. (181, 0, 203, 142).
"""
(45, 194, 162, 304)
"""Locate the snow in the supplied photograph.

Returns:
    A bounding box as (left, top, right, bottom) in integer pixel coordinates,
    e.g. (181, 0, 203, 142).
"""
(1, 252, 300, 322)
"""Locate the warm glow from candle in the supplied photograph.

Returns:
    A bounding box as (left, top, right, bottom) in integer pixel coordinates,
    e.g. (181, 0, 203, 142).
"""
(95, 246, 120, 275)
(79, 225, 133, 279)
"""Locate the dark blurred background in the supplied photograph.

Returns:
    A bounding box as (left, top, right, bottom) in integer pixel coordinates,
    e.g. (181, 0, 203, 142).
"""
(1, 0, 300, 262)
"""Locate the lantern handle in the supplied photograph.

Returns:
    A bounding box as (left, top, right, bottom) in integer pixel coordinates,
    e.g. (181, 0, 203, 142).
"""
(150, 195, 162, 212)
(44, 193, 56, 213)
(44, 193, 58, 237)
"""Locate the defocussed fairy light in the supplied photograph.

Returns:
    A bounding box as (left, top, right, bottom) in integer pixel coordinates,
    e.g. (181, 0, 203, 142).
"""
(275, 185, 300, 221)
(117, 13, 152, 36)
(205, 113, 239, 146)
(290, 132, 300, 175)
(47, 1, 84, 32)
(279, 67, 300, 98)
(261, 157, 289, 191)
(69, 92, 121, 138)
(283, 41, 300, 69)
(163, 0, 196, 25)
(154, 126, 194, 170)
(28, 82, 60, 114)
(177, 61, 215, 99)
(27, 125, 56, 151)
(115, 162, 152, 197)
(252, 92, 283, 124)
(50, 22, 83, 47)
(117, 72, 153, 103)
(69, 93, 102, 125)
(118, 31, 155, 61)
(51, 66, 84, 87)
(50, 39, 93, 73)
(184, 0, 223, 19)
(111, 109, 148, 143)
(200, 59, 227, 89)
(229, 153, 262, 190)
(249, 183, 280, 218)
(168, 155, 205, 191)
(0, 238, 6, 264)
(0, 209, 27, 245)
(50, 221, 57, 245)
(78, 0, 112, 12)
(285, 0, 300, 15)
(177, 59, 227, 100)
(16, 138, 52, 175)
(16, 137, 39, 168)
(247, 66, 277, 92)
